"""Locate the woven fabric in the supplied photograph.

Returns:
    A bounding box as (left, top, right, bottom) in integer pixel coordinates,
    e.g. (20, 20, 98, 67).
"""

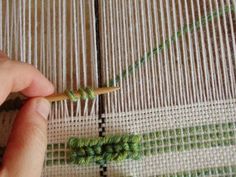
(0, 0, 236, 177)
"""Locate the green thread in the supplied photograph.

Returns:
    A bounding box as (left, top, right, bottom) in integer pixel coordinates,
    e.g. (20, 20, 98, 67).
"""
(1, 121, 234, 166)
(142, 122, 236, 156)
(64, 87, 96, 101)
(107, 5, 235, 86)
(85, 87, 96, 99)
(64, 90, 78, 102)
(77, 87, 96, 100)
(43, 121, 235, 166)
(0, 5, 234, 111)
(67, 134, 142, 165)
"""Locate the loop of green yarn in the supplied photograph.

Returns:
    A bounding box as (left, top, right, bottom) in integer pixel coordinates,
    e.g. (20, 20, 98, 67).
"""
(67, 134, 142, 165)
(78, 87, 96, 100)
(64, 87, 96, 102)
(64, 90, 78, 102)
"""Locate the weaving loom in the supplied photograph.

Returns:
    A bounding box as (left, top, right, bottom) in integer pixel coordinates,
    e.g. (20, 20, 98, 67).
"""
(0, 0, 236, 176)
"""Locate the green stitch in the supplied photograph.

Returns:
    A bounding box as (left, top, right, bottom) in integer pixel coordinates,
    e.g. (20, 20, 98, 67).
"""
(47, 152, 53, 158)
(85, 87, 96, 99)
(53, 151, 59, 156)
(53, 143, 59, 149)
(41, 121, 236, 166)
(142, 122, 236, 157)
(47, 144, 52, 150)
(67, 134, 142, 165)
(78, 88, 87, 100)
(64, 89, 78, 102)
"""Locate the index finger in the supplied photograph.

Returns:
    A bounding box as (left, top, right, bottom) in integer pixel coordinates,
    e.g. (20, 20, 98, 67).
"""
(0, 59, 54, 104)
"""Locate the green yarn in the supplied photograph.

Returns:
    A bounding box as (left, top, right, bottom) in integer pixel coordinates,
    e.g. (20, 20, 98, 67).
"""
(107, 5, 235, 86)
(142, 122, 236, 157)
(85, 87, 96, 99)
(67, 134, 142, 165)
(64, 90, 78, 102)
(0, 5, 234, 112)
(65, 87, 96, 102)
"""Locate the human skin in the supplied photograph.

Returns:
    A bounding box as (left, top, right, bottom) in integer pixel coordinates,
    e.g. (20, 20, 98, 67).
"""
(0, 51, 54, 177)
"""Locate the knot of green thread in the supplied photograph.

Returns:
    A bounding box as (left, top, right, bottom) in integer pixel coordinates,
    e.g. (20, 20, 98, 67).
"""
(67, 134, 142, 165)
(64, 87, 96, 101)
(78, 87, 96, 100)
(64, 90, 78, 102)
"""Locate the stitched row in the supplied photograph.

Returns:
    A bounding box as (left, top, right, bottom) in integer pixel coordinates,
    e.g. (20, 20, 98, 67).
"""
(142, 122, 236, 156)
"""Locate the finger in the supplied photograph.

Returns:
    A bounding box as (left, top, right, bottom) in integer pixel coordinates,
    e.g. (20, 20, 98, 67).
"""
(1, 98, 50, 177)
(0, 59, 54, 104)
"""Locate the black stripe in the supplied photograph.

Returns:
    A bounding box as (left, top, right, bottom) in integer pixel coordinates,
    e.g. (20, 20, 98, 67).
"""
(95, 0, 107, 176)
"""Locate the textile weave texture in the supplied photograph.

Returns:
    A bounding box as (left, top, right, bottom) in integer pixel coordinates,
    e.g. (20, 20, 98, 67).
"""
(0, 0, 236, 177)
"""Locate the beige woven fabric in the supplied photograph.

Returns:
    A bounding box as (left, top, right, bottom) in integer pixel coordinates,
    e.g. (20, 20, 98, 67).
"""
(0, 0, 236, 177)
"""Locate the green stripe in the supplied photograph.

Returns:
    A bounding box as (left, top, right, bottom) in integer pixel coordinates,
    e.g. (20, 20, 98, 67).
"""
(142, 122, 236, 156)
(156, 165, 236, 177)
(43, 122, 236, 166)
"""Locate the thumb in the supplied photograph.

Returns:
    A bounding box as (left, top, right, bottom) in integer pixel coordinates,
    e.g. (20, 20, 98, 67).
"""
(1, 98, 50, 177)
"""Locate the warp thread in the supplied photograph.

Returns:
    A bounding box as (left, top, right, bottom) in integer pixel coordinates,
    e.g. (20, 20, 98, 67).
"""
(67, 134, 142, 165)
(107, 5, 235, 86)
(0, 5, 234, 111)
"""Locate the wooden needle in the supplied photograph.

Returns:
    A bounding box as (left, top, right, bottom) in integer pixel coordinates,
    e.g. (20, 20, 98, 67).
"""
(45, 87, 120, 102)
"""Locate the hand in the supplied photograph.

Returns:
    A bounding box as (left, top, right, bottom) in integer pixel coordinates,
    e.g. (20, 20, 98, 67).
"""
(0, 52, 54, 177)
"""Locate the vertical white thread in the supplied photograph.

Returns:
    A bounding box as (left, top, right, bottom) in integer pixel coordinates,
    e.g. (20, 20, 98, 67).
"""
(46, 0, 51, 81)
(40, 0, 45, 74)
(220, 0, 236, 98)
(134, 0, 143, 109)
(165, 0, 178, 105)
(140, 0, 151, 108)
(58, 0, 62, 92)
(183, 0, 196, 104)
(208, 0, 224, 100)
(34, 0, 38, 68)
(62, 0, 67, 91)
(196, 0, 210, 102)
(202, 0, 215, 101)
(0, 0, 2, 49)
(189, 0, 203, 102)
(226, 0, 236, 97)
(9, 0, 14, 56)
(28, 0, 32, 64)
(128, 0, 138, 110)
(177, 0, 190, 105)
(22, 0, 26, 61)
(109, 0, 117, 112)
(115, 0, 124, 112)
(68, 0, 74, 117)
(80, 0, 87, 86)
(73, 0, 81, 117)
(153, 0, 164, 107)
(214, 0, 230, 99)
(19, 0, 23, 61)
(5, 0, 9, 54)
(121, 0, 131, 112)
(52, 0, 57, 89)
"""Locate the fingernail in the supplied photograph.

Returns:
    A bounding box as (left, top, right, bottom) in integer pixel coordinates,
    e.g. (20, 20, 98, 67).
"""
(36, 98, 51, 119)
